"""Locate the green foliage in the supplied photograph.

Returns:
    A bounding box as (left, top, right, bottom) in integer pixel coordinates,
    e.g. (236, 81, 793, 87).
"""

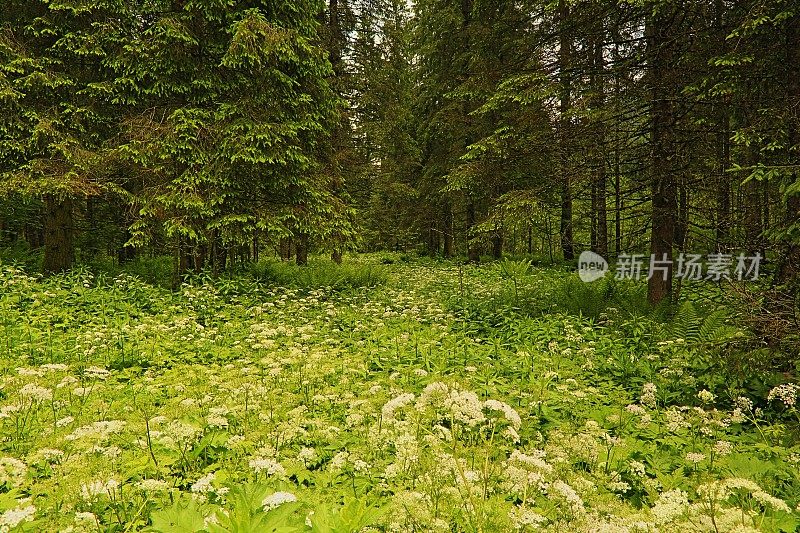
(670, 301, 745, 346)
(148, 497, 207, 533)
(250, 258, 389, 290)
(307, 499, 384, 533)
(0, 258, 798, 531)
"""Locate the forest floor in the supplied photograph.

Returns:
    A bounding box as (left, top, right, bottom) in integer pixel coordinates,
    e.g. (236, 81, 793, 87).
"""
(0, 255, 798, 532)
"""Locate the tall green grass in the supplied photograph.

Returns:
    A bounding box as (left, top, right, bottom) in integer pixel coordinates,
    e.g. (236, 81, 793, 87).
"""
(249, 258, 389, 290)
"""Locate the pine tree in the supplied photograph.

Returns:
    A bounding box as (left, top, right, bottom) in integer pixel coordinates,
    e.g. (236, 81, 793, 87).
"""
(112, 0, 340, 275)
(0, 0, 130, 273)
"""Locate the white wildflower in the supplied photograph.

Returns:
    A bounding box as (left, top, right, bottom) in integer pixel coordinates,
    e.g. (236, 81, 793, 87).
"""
(261, 491, 297, 512)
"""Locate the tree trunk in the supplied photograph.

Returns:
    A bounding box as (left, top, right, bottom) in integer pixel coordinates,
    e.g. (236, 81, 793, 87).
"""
(675, 177, 689, 252)
(279, 238, 292, 261)
(647, 6, 678, 305)
(714, 0, 731, 251)
(117, 229, 136, 264)
(590, 21, 608, 257)
(491, 232, 502, 259)
(612, 19, 623, 257)
(466, 199, 479, 262)
(778, 12, 800, 283)
(443, 204, 454, 257)
(558, 0, 574, 261)
(42, 196, 74, 274)
(295, 233, 309, 266)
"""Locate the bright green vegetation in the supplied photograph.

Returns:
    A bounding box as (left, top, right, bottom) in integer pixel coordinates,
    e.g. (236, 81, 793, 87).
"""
(0, 257, 797, 532)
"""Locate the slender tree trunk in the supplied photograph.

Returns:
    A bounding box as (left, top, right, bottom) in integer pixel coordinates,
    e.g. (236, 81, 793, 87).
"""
(714, 0, 731, 251)
(675, 176, 689, 252)
(558, 0, 574, 261)
(42, 196, 75, 274)
(778, 12, 800, 283)
(279, 238, 292, 261)
(443, 204, 454, 257)
(178, 236, 191, 275)
(612, 20, 623, 257)
(591, 20, 608, 257)
(647, 6, 678, 305)
(467, 199, 479, 262)
(491, 232, 502, 259)
(295, 233, 309, 266)
(527, 224, 533, 255)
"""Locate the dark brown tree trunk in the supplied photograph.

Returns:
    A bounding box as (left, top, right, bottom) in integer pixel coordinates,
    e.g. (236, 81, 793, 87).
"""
(331, 249, 342, 264)
(177, 236, 191, 278)
(279, 238, 292, 261)
(466, 199, 479, 262)
(714, 0, 731, 251)
(778, 12, 800, 283)
(491, 232, 502, 259)
(612, 20, 623, 257)
(42, 196, 74, 274)
(443, 204, 454, 257)
(117, 229, 136, 264)
(558, 0, 574, 261)
(195, 244, 207, 272)
(591, 21, 608, 258)
(86, 198, 98, 259)
(744, 178, 762, 251)
(295, 233, 309, 266)
(647, 6, 678, 305)
(527, 224, 533, 255)
(675, 177, 689, 252)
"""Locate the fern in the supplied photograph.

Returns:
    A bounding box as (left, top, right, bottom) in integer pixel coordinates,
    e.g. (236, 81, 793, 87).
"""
(670, 302, 745, 345)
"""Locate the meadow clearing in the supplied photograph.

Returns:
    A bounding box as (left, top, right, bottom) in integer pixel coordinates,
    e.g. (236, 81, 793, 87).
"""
(0, 256, 797, 532)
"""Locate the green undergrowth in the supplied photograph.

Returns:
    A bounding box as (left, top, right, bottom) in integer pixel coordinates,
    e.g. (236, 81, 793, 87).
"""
(0, 256, 797, 532)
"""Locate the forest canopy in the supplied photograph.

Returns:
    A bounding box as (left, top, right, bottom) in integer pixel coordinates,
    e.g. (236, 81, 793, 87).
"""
(2, 0, 799, 305)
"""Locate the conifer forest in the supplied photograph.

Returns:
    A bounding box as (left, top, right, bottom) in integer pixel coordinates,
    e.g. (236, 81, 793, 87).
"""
(1, 0, 800, 531)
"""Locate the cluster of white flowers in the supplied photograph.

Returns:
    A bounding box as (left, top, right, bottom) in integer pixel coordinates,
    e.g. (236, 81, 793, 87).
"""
(136, 479, 170, 492)
(483, 399, 522, 430)
(162, 420, 202, 446)
(0, 457, 27, 487)
(34, 448, 65, 464)
(56, 375, 78, 389)
(628, 460, 647, 478)
(697, 478, 790, 513)
(640, 383, 657, 408)
(508, 506, 546, 529)
(712, 440, 733, 457)
(767, 383, 799, 408)
(65, 420, 126, 442)
(650, 488, 688, 524)
(297, 447, 317, 466)
(190, 472, 216, 495)
(549, 480, 584, 512)
(381, 393, 415, 421)
(18, 383, 53, 402)
(697, 389, 715, 403)
(56, 415, 75, 428)
(84, 366, 110, 380)
(0, 503, 35, 530)
(80, 479, 119, 500)
(444, 390, 485, 427)
(261, 491, 297, 512)
(685, 452, 706, 464)
(206, 406, 230, 429)
(248, 457, 286, 478)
